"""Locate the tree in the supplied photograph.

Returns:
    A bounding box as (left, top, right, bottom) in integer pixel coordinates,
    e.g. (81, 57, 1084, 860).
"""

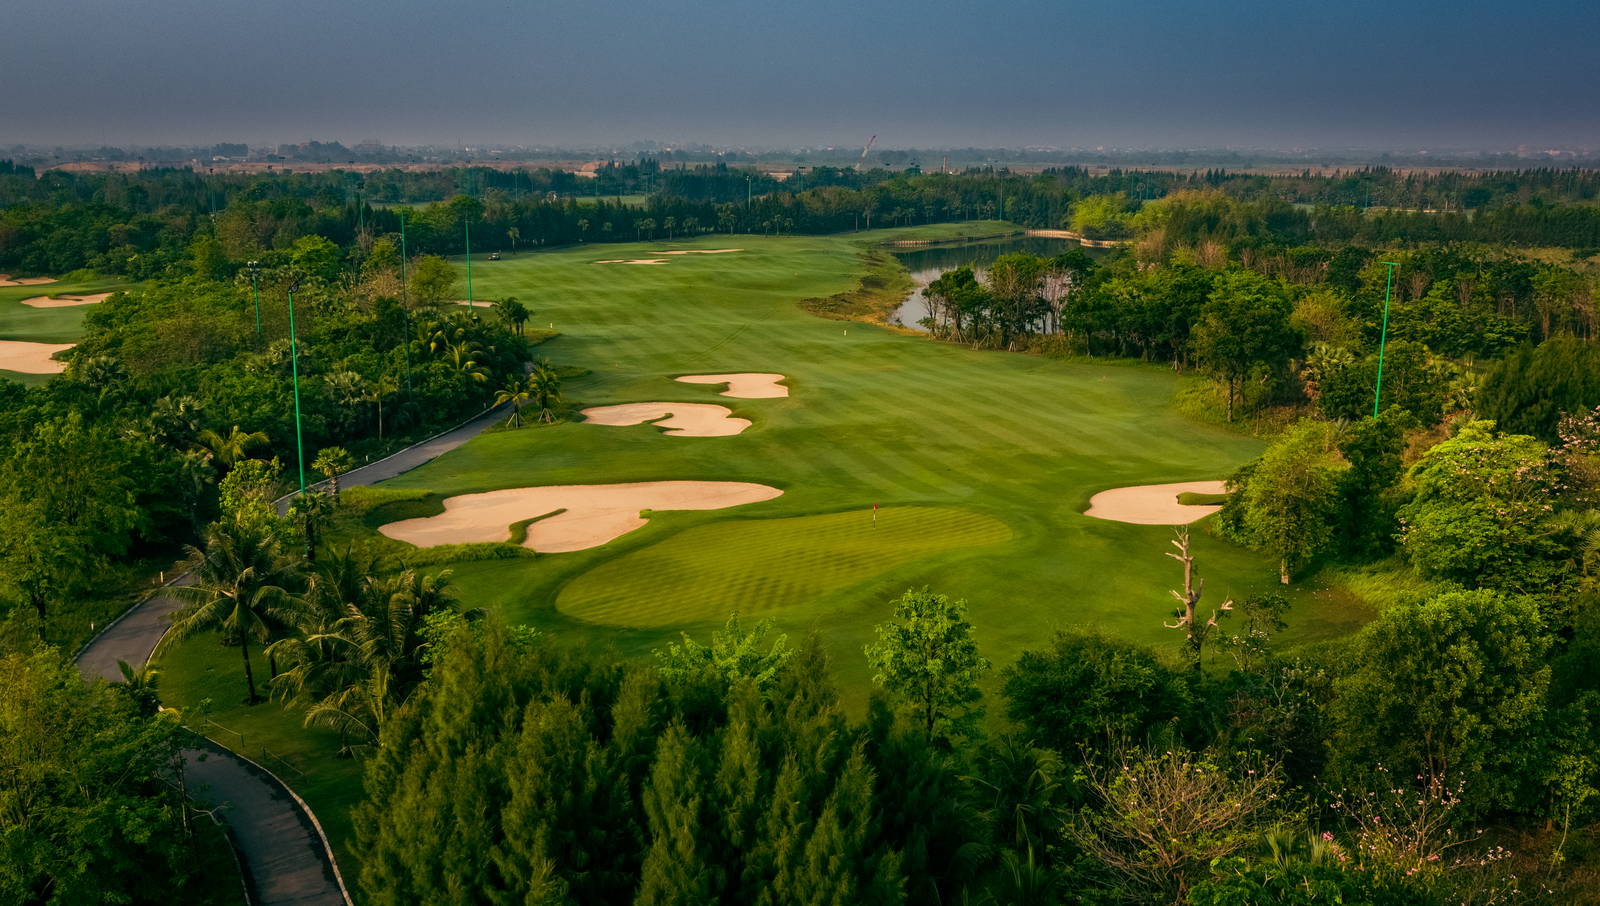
(1191, 270, 1301, 421)
(1397, 420, 1565, 591)
(494, 296, 530, 336)
(290, 234, 344, 284)
(864, 587, 990, 743)
(654, 612, 793, 694)
(1331, 589, 1551, 815)
(194, 424, 268, 472)
(1480, 336, 1600, 442)
(0, 649, 210, 905)
(1163, 529, 1232, 668)
(313, 446, 354, 501)
(527, 361, 562, 422)
(1001, 632, 1190, 760)
(166, 517, 295, 704)
(366, 372, 400, 442)
(408, 254, 456, 307)
(494, 375, 534, 428)
(1233, 419, 1348, 583)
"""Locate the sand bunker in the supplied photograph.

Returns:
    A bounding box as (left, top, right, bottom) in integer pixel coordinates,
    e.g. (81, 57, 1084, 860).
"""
(593, 258, 669, 265)
(0, 340, 74, 374)
(675, 373, 789, 399)
(19, 292, 112, 308)
(648, 249, 744, 255)
(1083, 480, 1228, 525)
(380, 481, 783, 552)
(0, 275, 57, 287)
(581, 402, 751, 436)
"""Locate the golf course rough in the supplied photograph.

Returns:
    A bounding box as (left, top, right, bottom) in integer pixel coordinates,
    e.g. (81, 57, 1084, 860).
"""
(556, 506, 1014, 627)
(378, 480, 784, 552)
(580, 402, 753, 436)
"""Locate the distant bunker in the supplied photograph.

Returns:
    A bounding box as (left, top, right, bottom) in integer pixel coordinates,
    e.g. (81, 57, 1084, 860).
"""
(675, 373, 789, 399)
(580, 402, 751, 437)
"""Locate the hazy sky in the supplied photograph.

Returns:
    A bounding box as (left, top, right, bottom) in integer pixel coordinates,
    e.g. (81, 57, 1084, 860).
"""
(3, 0, 1595, 150)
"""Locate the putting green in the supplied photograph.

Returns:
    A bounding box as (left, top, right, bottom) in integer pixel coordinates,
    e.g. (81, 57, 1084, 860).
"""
(558, 506, 1014, 626)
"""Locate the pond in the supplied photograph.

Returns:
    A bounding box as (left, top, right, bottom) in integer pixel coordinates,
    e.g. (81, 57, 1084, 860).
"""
(887, 235, 1113, 331)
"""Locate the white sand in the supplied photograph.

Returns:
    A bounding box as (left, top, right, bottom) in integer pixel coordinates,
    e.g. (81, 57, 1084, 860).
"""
(380, 480, 783, 552)
(581, 402, 751, 437)
(0, 340, 74, 374)
(1083, 481, 1228, 525)
(593, 258, 669, 265)
(675, 372, 789, 399)
(649, 249, 744, 255)
(0, 275, 57, 287)
(19, 292, 112, 308)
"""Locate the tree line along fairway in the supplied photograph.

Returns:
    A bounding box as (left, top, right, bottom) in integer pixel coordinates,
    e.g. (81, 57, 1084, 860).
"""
(337, 230, 1366, 698)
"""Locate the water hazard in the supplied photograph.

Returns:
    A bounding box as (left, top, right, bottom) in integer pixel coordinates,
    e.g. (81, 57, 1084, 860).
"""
(887, 235, 1112, 331)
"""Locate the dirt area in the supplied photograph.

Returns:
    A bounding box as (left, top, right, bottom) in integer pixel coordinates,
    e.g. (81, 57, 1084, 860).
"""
(1083, 480, 1228, 525)
(674, 373, 789, 399)
(379, 481, 784, 552)
(580, 402, 751, 436)
(19, 292, 112, 308)
(0, 340, 74, 373)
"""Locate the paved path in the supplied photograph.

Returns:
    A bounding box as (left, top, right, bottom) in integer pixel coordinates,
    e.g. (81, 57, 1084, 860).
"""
(74, 404, 506, 906)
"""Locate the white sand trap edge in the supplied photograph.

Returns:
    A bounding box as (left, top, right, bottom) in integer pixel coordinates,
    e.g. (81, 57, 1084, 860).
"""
(380, 481, 783, 552)
(648, 249, 744, 255)
(1084, 480, 1228, 525)
(593, 258, 669, 265)
(675, 372, 789, 399)
(19, 292, 112, 308)
(0, 275, 57, 287)
(581, 402, 751, 437)
(0, 340, 74, 374)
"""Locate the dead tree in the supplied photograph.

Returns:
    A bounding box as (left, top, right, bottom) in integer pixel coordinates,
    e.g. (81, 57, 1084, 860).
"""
(1164, 528, 1232, 669)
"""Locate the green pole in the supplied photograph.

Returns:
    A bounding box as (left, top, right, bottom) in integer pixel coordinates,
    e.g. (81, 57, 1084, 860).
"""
(1373, 261, 1399, 418)
(248, 262, 261, 338)
(398, 213, 412, 392)
(464, 217, 473, 312)
(286, 282, 307, 494)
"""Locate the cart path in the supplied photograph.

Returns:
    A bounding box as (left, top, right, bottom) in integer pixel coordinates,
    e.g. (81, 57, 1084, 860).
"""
(74, 404, 506, 906)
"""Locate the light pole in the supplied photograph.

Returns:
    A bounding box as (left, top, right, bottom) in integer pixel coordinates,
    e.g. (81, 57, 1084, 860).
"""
(1373, 261, 1399, 418)
(246, 260, 261, 339)
(397, 212, 413, 392)
(286, 280, 307, 494)
(464, 216, 473, 313)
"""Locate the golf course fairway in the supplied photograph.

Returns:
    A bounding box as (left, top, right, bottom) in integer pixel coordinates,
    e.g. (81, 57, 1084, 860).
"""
(374, 227, 1367, 676)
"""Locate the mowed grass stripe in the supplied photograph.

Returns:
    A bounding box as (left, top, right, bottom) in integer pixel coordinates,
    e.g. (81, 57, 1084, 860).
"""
(557, 506, 1014, 627)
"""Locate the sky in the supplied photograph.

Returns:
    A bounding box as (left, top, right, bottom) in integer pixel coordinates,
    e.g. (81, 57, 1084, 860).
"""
(2, 0, 1595, 151)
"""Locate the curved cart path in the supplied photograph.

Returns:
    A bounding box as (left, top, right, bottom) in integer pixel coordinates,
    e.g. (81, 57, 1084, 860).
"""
(74, 404, 506, 905)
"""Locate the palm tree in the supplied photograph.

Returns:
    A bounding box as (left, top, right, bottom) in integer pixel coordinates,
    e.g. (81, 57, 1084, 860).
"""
(166, 519, 295, 704)
(445, 340, 490, 383)
(494, 374, 534, 427)
(663, 216, 677, 240)
(312, 446, 354, 501)
(493, 297, 530, 336)
(577, 218, 590, 241)
(528, 361, 563, 422)
(366, 373, 400, 442)
(506, 226, 520, 254)
(194, 425, 269, 472)
(115, 659, 161, 718)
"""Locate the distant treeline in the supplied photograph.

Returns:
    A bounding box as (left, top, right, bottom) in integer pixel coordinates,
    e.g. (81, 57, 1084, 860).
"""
(4, 163, 1600, 277)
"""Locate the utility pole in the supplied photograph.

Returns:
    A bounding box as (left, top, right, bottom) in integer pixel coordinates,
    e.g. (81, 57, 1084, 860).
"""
(464, 216, 473, 312)
(1373, 261, 1399, 417)
(286, 281, 307, 494)
(398, 213, 413, 392)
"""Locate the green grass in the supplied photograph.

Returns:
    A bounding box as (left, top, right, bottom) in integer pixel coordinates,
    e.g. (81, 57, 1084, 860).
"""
(155, 632, 366, 872)
(1177, 491, 1230, 506)
(559, 506, 1013, 627)
(158, 223, 1376, 865)
(573, 193, 649, 207)
(0, 272, 142, 385)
